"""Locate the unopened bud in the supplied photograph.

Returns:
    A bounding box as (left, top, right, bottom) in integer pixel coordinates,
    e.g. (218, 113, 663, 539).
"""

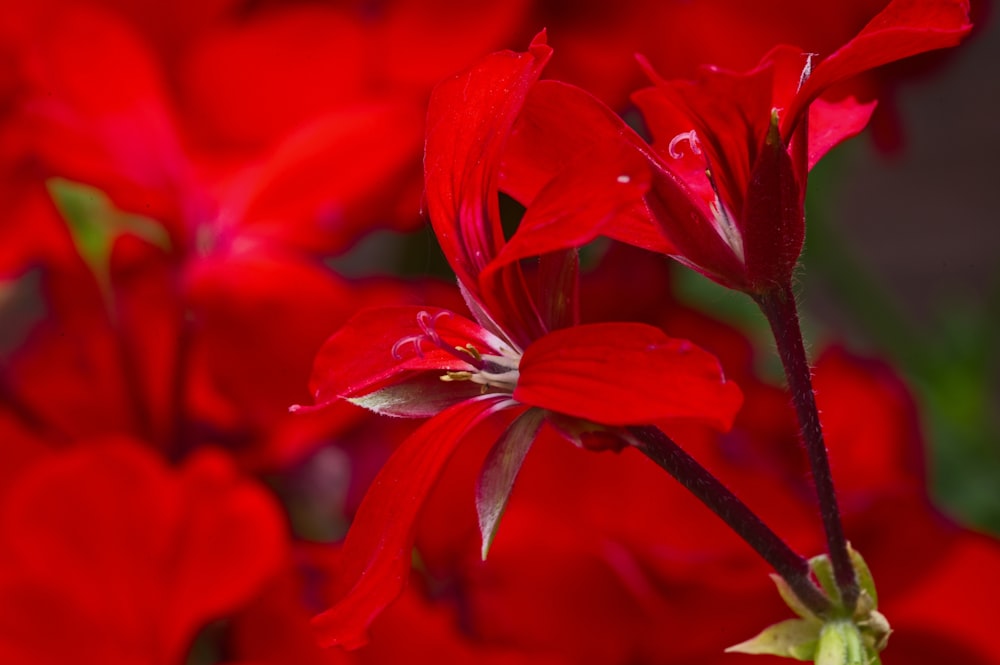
(815, 620, 865, 665)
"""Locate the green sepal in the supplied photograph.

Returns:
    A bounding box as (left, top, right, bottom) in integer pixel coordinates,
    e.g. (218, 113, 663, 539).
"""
(476, 409, 546, 560)
(770, 573, 820, 621)
(725, 618, 820, 660)
(736, 547, 890, 664)
(847, 544, 878, 607)
(815, 620, 865, 665)
(808, 554, 842, 607)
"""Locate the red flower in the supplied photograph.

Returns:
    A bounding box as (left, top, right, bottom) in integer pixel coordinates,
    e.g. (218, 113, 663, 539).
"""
(407, 341, 1000, 665)
(301, 34, 743, 649)
(0, 438, 287, 665)
(504, 0, 972, 294)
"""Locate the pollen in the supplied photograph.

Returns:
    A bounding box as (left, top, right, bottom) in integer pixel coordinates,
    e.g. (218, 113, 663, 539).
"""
(441, 371, 474, 382)
(456, 344, 483, 361)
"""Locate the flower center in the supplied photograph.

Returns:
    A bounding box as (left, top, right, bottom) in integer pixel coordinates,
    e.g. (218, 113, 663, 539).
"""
(441, 350, 521, 392)
(392, 310, 521, 393)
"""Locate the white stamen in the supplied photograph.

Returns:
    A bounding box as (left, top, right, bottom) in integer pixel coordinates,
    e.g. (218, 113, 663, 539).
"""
(668, 130, 702, 160)
(709, 198, 745, 264)
(798, 53, 818, 91)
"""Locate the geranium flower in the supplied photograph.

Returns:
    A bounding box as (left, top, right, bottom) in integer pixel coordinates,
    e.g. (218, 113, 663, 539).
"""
(501, 0, 972, 295)
(300, 34, 743, 649)
(1, 2, 480, 466)
(0, 437, 286, 665)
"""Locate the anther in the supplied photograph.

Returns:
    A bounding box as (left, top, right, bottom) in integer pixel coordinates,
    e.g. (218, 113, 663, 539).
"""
(456, 344, 482, 361)
(440, 371, 474, 382)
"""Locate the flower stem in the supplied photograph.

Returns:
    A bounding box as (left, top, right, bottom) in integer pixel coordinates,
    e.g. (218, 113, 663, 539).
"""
(754, 283, 859, 611)
(629, 424, 832, 617)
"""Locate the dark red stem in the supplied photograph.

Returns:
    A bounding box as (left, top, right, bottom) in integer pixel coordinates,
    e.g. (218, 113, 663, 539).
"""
(754, 283, 859, 611)
(629, 425, 832, 617)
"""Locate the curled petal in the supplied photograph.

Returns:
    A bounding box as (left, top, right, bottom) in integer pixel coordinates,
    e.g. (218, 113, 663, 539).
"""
(311, 395, 521, 648)
(515, 322, 742, 430)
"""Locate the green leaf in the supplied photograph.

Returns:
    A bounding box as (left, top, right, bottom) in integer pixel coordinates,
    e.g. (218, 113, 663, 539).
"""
(725, 618, 820, 660)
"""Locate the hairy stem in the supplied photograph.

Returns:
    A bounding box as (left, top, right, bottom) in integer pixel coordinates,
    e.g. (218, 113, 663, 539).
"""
(629, 425, 832, 617)
(754, 283, 859, 611)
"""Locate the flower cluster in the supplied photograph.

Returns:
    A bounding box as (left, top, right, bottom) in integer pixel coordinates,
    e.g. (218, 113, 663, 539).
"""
(0, 1, 994, 665)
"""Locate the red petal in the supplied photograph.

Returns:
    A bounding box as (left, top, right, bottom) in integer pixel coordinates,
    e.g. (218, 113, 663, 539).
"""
(492, 140, 650, 270)
(0, 438, 286, 665)
(178, 6, 370, 147)
(184, 250, 358, 434)
(304, 306, 511, 410)
(226, 101, 425, 257)
(26, 4, 191, 236)
(310, 395, 521, 648)
(503, 80, 673, 255)
(423, 32, 551, 293)
(424, 34, 558, 349)
(515, 322, 742, 430)
(632, 73, 764, 289)
(807, 97, 878, 170)
(785, 0, 972, 134)
(638, 59, 775, 222)
(536, 249, 580, 332)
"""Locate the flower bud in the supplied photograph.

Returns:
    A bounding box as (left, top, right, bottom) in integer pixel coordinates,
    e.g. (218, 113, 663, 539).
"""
(815, 620, 866, 665)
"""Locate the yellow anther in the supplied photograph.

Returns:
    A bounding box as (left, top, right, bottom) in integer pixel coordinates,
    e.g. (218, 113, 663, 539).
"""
(440, 371, 474, 382)
(455, 344, 482, 361)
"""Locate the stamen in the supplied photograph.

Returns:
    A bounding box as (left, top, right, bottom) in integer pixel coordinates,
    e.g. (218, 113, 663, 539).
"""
(469, 368, 520, 392)
(415, 310, 450, 346)
(668, 130, 702, 160)
(798, 53, 818, 91)
(456, 344, 482, 362)
(391, 334, 425, 360)
(441, 371, 474, 382)
(392, 310, 523, 392)
(391, 310, 489, 370)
